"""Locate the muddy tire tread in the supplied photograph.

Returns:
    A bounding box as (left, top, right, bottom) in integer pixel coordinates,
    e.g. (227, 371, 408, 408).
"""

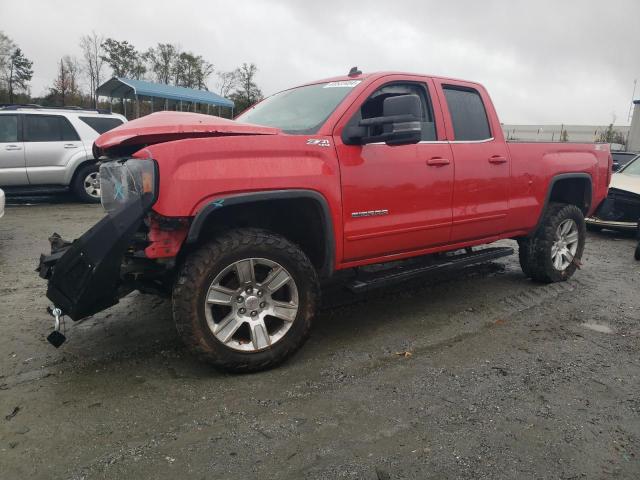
(519, 202, 585, 283)
(172, 228, 319, 373)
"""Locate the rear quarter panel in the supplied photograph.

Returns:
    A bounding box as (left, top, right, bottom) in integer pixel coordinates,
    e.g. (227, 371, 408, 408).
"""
(505, 142, 609, 232)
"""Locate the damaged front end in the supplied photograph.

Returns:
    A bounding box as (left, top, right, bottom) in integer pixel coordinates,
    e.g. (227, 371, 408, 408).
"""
(587, 187, 640, 231)
(37, 158, 165, 325)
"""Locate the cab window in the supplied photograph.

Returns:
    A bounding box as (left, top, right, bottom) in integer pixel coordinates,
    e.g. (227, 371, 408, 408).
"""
(442, 86, 491, 141)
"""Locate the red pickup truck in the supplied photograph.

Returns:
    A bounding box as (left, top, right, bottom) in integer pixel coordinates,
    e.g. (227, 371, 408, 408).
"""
(38, 70, 611, 372)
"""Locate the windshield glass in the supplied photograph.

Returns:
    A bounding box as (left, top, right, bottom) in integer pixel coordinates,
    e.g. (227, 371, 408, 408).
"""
(620, 155, 640, 175)
(236, 80, 361, 134)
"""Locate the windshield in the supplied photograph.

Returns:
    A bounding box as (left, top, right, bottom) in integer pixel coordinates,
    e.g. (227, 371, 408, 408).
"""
(236, 80, 361, 134)
(619, 155, 640, 175)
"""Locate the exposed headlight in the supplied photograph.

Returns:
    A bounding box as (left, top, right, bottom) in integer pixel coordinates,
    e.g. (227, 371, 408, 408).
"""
(99, 159, 158, 213)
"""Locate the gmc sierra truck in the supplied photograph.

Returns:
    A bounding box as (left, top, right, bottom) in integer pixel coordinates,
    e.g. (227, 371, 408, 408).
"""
(37, 70, 612, 372)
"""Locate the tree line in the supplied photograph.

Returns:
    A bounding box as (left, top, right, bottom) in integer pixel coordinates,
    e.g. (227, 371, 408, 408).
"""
(0, 30, 263, 116)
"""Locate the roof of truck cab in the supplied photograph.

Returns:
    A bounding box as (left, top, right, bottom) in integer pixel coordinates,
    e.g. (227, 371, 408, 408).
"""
(295, 71, 483, 88)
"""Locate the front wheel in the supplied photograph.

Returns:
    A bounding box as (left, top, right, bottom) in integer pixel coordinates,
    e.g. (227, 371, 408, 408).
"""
(173, 229, 319, 373)
(518, 202, 586, 283)
(72, 163, 101, 203)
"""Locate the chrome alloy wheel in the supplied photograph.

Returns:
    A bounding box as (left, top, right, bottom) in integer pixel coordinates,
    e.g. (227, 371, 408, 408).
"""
(84, 171, 101, 199)
(551, 219, 579, 270)
(204, 258, 299, 352)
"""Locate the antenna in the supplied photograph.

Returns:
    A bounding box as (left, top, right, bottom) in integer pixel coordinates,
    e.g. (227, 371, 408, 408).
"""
(628, 79, 637, 124)
(348, 66, 362, 77)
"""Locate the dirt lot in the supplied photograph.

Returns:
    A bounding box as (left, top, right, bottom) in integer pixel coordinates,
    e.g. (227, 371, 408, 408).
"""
(1, 200, 639, 480)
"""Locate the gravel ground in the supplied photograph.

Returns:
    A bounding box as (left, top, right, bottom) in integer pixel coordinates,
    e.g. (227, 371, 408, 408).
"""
(0, 200, 639, 480)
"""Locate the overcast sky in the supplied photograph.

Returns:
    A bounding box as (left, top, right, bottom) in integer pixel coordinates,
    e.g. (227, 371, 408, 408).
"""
(2, 0, 639, 125)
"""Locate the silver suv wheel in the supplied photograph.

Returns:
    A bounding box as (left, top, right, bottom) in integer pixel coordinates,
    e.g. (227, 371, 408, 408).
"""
(204, 258, 299, 352)
(84, 171, 101, 199)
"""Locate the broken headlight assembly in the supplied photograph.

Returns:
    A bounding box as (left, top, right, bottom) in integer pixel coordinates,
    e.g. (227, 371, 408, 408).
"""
(100, 158, 158, 213)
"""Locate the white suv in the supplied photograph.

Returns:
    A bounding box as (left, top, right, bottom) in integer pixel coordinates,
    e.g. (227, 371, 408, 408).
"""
(0, 106, 126, 202)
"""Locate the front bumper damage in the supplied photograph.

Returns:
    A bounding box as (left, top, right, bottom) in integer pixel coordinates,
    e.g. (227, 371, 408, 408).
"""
(37, 158, 162, 339)
(37, 199, 151, 320)
(586, 188, 640, 231)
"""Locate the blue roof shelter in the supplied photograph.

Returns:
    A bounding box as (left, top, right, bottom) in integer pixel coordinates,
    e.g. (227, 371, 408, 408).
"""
(96, 77, 234, 118)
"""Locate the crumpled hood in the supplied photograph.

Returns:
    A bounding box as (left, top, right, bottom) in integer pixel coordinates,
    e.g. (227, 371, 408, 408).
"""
(94, 111, 281, 155)
(610, 172, 640, 196)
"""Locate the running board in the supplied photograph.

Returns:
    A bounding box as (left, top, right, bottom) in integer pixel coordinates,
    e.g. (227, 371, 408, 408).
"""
(346, 246, 514, 293)
(2, 185, 69, 196)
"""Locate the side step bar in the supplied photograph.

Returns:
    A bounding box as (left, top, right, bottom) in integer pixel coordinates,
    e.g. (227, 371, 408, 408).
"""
(2, 185, 69, 196)
(346, 246, 514, 293)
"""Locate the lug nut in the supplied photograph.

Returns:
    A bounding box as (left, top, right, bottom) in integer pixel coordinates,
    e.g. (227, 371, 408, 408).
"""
(245, 286, 253, 294)
(236, 296, 244, 303)
(259, 302, 266, 308)
(239, 308, 246, 314)
(257, 290, 263, 297)
(250, 310, 258, 317)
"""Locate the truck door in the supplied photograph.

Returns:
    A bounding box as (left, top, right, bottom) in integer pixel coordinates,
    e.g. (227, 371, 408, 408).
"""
(0, 114, 28, 186)
(23, 114, 84, 185)
(334, 78, 454, 262)
(435, 80, 510, 241)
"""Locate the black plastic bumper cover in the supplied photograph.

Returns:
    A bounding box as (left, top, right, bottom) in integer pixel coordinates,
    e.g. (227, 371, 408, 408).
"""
(37, 201, 148, 321)
(37, 159, 158, 321)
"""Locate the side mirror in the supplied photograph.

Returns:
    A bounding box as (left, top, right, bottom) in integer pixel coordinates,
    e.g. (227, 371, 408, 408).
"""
(343, 94, 422, 146)
(380, 95, 422, 146)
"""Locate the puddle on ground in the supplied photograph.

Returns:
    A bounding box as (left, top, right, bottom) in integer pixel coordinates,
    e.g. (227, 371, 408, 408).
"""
(580, 322, 614, 334)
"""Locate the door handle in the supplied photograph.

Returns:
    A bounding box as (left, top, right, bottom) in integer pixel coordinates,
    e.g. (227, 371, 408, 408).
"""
(64, 144, 78, 149)
(488, 155, 507, 164)
(5, 144, 22, 151)
(427, 157, 450, 166)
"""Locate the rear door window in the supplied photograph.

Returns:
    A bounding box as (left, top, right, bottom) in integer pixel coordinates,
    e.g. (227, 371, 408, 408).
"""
(79, 116, 123, 134)
(0, 115, 19, 142)
(443, 86, 492, 141)
(24, 115, 80, 142)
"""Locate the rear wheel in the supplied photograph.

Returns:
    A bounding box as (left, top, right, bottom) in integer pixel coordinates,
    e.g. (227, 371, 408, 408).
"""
(173, 229, 319, 373)
(518, 202, 586, 283)
(72, 163, 101, 203)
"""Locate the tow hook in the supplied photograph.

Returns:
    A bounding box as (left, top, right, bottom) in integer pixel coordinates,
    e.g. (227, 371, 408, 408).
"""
(46, 306, 66, 348)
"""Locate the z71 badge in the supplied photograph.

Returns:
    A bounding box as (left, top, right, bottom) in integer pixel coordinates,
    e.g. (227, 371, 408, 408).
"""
(306, 139, 331, 147)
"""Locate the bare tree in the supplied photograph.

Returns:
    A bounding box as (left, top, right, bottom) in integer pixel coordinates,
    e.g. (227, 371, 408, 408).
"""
(79, 32, 105, 107)
(229, 63, 263, 112)
(51, 56, 81, 106)
(0, 31, 15, 92)
(216, 70, 238, 98)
